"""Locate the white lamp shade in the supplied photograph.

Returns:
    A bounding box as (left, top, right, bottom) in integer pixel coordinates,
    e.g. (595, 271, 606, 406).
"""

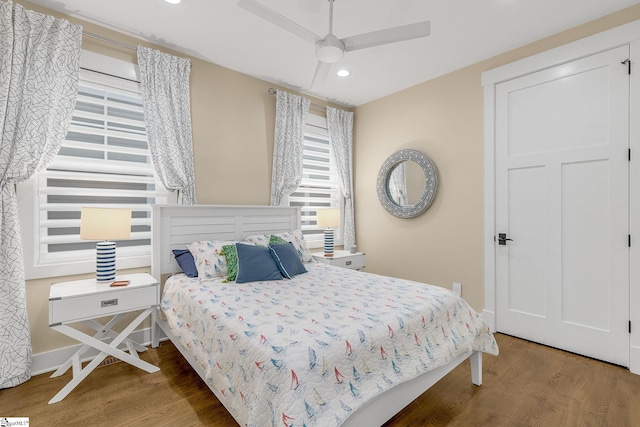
(80, 207, 132, 241)
(317, 208, 341, 228)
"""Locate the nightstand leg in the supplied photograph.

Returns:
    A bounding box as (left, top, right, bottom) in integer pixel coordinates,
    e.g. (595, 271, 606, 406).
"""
(125, 339, 148, 353)
(49, 309, 159, 404)
(49, 349, 108, 404)
(72, 354, 81, 377)
(151, 306, 160, 348)
(125, 340, 139, 359)
(53, 310, 158, 371)
(82, 318, 148, 353)
(51, 314, 126, 378)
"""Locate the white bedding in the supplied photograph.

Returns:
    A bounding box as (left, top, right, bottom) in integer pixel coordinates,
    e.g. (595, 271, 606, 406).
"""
(161, 262, 498, 427)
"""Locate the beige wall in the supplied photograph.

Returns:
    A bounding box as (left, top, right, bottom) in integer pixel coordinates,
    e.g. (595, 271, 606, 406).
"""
(19, 1, 345, 355)
(353, 4, 640, 313)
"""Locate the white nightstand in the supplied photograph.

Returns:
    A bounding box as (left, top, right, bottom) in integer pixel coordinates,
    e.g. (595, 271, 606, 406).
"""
(313, 250, 366, 270)
(48, 273, 160, 404)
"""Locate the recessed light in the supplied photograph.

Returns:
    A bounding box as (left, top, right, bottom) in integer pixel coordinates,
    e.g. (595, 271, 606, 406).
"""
(337, 69, 350, 77)
(165, 0, 181, 4)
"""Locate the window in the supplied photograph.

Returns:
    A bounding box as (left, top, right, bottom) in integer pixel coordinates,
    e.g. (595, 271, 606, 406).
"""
(287, 114, 343, 248)
(18, 51, 174, 280)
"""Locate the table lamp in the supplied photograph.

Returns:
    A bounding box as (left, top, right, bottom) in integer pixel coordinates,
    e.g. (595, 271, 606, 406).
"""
(80, 207, 132, 282)
(316, 208, 341, 258)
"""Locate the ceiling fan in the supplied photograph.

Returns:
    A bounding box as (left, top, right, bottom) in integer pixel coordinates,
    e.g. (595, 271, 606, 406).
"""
(237, 0, 431, 91)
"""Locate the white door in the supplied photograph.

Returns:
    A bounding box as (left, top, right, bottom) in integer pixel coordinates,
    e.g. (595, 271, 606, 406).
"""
(495, 46, 630, 366)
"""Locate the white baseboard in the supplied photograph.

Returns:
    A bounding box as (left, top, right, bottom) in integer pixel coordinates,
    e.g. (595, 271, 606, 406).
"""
(482, 309, 496, 332)
(630, 344, 640, 375)
(32, 327, 167, 376)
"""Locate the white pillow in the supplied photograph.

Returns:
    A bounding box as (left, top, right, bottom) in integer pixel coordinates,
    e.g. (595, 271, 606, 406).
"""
(244, 229, 313, 263)
(187, 240, 235, 279)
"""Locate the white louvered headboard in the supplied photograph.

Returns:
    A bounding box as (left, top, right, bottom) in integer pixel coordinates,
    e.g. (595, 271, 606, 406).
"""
(151, 205, 301, 281)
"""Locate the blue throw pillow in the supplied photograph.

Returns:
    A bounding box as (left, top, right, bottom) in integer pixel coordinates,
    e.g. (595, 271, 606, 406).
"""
(269, 243, 307, 279)
(235, 243, 283, 283)
(172, 249, 198, 277)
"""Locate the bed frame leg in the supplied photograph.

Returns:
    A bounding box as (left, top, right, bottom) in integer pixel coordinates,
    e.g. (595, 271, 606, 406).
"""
(470, 351, 482, 386)
(151, 307, 160, 348)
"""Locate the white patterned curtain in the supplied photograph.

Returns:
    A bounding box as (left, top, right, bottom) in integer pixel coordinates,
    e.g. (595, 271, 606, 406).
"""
(0, 1, 81, 388)
(137, 46, 196, 205)
(270, 90, 310, 206)
(326, 107, 356, 248)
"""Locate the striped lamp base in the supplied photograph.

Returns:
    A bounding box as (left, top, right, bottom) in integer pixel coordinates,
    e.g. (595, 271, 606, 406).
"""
(96, 241, 117, 282)
(323, 228, 335, 257)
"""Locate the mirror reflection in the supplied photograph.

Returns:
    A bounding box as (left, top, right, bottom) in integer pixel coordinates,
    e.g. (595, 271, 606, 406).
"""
(388, 160, 426, 206)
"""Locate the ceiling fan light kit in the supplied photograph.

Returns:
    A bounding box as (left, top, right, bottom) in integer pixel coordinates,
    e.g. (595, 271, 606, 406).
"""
(316, 34, 345, 63)
(237, 0, 430, 90)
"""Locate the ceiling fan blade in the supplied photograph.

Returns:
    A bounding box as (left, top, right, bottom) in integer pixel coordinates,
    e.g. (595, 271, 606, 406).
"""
(238, 0, 321, 44)
(342, 21, 431, 52)
(310, 61, 331, 92)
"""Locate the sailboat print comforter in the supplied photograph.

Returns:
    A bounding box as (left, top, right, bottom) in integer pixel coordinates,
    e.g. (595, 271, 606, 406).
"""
(161, 262, 498, 427)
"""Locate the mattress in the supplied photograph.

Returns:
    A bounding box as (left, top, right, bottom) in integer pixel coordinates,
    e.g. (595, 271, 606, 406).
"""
(161, 262, 498, 427)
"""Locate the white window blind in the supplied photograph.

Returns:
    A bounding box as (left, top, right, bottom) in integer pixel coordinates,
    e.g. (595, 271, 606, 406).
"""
(19, 56, 174, 280)
(288, 114, 342, 248)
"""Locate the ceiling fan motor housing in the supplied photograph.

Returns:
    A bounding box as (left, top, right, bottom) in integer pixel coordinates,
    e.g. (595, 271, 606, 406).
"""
(316, 33, 345, 63)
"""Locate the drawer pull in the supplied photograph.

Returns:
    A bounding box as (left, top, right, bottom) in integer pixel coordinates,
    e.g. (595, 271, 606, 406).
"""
(101, 298, 118, 308)
(346, 261, 352, 265)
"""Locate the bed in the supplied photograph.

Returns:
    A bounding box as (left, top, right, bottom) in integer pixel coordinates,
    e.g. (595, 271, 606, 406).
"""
(150, 205, 498, 427)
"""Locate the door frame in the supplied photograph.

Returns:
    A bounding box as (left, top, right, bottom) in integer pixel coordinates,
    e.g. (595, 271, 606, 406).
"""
(482, 19, 640, 374)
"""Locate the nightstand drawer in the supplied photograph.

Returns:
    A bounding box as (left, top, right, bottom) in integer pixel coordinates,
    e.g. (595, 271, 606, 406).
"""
(50, 285, 158, 325)
(330, 255, 365, 270)
(313, 251, 366, 270)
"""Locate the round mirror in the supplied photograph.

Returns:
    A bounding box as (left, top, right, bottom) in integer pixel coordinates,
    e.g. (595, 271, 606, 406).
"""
(388, 160, 426, 206)
(376, 149, 438, 218)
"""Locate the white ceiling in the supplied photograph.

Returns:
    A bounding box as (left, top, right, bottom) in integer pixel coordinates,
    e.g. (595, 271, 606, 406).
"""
(27, 0, 640, 107)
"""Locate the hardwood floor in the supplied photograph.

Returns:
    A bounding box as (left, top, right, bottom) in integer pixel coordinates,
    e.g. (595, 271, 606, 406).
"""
(2, 333, 639, 426)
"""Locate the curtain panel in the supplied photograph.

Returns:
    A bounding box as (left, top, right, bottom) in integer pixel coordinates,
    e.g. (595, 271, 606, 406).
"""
(0, 1, 82, 388)
(270, 90, 310, 206)
(326, 107, 356, 249)
(137, 46, 196, 205)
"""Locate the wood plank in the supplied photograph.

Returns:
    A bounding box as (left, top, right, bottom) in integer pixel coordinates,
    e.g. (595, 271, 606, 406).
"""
(2, 334, 639, 426)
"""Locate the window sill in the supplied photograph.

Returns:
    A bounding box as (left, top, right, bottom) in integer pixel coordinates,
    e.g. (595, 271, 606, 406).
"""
(25, 255, 150, 281)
